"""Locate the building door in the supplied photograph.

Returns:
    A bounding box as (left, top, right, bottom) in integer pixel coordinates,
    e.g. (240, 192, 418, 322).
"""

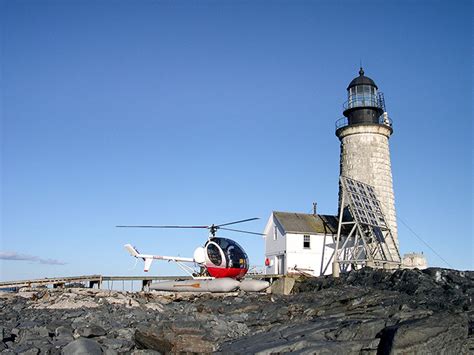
(276, 254, 285, 275)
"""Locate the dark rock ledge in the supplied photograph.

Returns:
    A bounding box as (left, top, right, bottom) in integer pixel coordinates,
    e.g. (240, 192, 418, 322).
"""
(0, 267, 472, 354)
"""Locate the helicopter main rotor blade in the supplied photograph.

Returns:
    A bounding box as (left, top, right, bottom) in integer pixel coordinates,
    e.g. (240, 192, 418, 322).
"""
(116, 225, 208, 229)
(216, 217, 260, 228)
(219, 227, 265, 236)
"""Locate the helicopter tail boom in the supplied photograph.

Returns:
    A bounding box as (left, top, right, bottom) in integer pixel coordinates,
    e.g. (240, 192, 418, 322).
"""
(124, 244, 195, 272)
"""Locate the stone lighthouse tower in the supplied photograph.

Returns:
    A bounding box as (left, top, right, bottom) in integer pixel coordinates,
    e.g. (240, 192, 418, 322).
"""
(336, 68, 399, 256)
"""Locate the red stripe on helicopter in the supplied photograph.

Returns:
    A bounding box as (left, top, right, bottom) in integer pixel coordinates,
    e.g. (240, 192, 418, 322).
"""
(207, 267, 248, 280)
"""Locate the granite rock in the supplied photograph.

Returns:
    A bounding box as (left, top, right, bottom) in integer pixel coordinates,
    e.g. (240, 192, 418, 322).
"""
(0, 267, 471, 353)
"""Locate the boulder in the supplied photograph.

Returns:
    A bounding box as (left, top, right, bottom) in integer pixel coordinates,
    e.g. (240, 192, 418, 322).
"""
(61, 338, 102, 354)
(270, 276, 296, 295)
(135, 322, 216, 353)
(16, 327, 51, 345)
(377, 312, 469, 354)
(76, 325, 106, 338)
(55, 325, 74, 338)
(99, 338, 134, 352)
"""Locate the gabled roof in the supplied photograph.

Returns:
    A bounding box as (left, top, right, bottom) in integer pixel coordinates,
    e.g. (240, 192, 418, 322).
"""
(273, 211, 339, 235)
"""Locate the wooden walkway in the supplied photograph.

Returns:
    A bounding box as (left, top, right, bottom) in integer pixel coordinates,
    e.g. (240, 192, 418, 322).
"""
(0, 274, 282, 291)
(0, 275, 103, 289)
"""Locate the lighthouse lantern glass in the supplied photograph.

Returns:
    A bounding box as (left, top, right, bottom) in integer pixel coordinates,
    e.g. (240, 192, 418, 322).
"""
(348, 85, 378, 109)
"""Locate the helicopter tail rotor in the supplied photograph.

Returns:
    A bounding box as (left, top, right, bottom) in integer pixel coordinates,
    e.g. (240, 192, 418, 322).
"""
(124, 244, 140, 258)
(124, 244, 154, 272)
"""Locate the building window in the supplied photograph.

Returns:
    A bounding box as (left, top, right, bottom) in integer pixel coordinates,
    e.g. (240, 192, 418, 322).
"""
(303, 235, 310, 249)
(273, 226, 278, 241)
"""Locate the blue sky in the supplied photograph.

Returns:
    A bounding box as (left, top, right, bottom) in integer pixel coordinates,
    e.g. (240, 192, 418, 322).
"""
(1, 0, 472, 281)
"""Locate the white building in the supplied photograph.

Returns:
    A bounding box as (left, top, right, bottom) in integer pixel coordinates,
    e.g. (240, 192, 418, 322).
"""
(402, 252, 428, 270)
(263, 211, 341, 276)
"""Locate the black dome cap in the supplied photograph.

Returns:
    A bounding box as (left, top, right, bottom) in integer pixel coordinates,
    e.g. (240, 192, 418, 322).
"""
(347, 68, 378, 90)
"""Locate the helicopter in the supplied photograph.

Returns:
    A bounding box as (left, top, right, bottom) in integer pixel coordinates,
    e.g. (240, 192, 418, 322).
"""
(118, 218, 264, 281)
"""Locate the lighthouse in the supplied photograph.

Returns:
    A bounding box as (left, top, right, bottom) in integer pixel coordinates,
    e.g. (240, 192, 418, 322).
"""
(336, 68, 399, 258)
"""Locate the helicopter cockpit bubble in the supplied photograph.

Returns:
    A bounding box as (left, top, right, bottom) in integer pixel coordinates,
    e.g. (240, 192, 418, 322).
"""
(206, 241, 226, 267)
(209, 238, 249, 269)
(193, 247, 206, 264)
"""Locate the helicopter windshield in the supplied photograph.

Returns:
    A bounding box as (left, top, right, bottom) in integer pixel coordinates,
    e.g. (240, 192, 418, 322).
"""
(210, 237, 249, 269)
(206, 243, 222, 266)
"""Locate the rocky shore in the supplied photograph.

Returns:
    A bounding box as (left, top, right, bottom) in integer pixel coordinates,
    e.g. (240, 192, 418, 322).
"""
(0, 267, 472, 354)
